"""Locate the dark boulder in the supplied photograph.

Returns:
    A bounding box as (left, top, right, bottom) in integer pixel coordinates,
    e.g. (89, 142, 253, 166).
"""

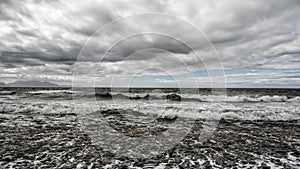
(95, 91, 112, 99)
(166, 94, 181, 101)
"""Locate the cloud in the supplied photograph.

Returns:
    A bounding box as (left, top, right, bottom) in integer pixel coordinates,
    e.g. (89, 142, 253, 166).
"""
(0, 0, 299, 87)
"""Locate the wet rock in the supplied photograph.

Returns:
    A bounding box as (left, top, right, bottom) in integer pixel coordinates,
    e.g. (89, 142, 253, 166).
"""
(261, 162, 271, 169)
(95, 92, 112, 99)
(291, 151, 300, 157)
(2, 155, 13, 162)
(120, 165, 128, 169)
(248, 160, 256, 165)
(166, 94, 181, 101)
(134, 161, 144, 167)
(203, 161, 211, 168)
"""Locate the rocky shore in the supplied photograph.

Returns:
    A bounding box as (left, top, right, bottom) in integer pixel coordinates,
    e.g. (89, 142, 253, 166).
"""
(0, 113, 299, 168)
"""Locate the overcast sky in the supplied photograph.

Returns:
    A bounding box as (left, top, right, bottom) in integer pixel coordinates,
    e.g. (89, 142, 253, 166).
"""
(0, 0, 299, 88)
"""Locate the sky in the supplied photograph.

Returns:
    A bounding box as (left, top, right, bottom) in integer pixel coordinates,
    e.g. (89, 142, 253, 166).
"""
(0, 0, 300, 88)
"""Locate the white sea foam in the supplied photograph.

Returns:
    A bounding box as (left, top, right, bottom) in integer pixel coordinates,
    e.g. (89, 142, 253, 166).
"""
(95, 99, 299, 121)
(0, 101, 73, 115)
(0, 91, 15, 94)
(222, 102, 300, 121)
(28, 90, 73, 94)
(287, 96, 300, 102)
(180, 94, 292, 102)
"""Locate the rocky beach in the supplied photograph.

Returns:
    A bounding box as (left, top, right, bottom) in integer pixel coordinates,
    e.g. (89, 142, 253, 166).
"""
(0, 111, 299, 168)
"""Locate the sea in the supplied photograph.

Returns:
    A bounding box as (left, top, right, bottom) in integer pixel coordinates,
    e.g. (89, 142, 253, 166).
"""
(0, 87, 299, 168)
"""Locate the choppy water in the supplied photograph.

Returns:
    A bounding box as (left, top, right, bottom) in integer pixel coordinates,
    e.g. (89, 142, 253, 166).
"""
(0, 87, 299, 168)
(0, 88, 299, 121)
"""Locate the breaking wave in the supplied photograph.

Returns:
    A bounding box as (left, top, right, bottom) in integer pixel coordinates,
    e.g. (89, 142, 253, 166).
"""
(0, 99, 298, 121)
(0, 88, 299, 121)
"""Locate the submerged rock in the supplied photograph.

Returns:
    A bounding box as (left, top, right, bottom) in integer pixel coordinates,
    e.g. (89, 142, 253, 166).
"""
(95, 92, 112, 99)
(166, 94, 181, 101)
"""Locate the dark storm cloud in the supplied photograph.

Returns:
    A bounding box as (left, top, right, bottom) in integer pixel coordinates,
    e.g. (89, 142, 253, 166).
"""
(102, 34, 191, 62)
(16, 29, 40, 38)
(1, 51, 76, 62)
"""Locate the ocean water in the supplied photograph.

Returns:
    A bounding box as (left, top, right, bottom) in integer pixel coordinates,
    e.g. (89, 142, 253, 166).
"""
(0, 87, 299, 168)
(1, 88, 299, 120)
